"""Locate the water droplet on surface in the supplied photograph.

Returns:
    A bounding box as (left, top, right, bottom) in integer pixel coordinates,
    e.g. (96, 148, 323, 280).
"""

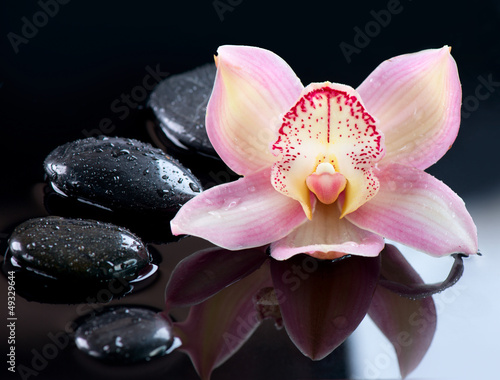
(332, 316, 348, 329)
(387, 181, 397, 191)
(224, 198, 240, 210)
(208, 211, 221, 218)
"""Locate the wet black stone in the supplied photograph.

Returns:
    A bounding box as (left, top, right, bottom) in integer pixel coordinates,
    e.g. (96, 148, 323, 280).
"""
(148, 63, 217, 157)
(8, 216, 151, 282)
(42, 184, 173, 244)
(74, 306, 177, 363)
(44, 136, 202, 216)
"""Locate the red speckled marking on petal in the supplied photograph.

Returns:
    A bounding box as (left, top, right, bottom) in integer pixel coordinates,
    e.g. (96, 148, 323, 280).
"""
(270, 83, 385, 217)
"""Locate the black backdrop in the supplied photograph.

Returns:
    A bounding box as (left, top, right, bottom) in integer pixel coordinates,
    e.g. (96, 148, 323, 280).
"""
(1, 0, 499, 379)
(1, 0, 500, 207)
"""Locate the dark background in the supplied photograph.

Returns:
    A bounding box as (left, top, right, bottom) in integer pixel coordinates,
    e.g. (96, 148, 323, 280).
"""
(1, 0, 500, 209)
(1, 0, 499, 379)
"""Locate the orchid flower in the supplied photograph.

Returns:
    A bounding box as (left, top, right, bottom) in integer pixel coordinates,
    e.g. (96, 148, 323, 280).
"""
(171, 45, 478, 260)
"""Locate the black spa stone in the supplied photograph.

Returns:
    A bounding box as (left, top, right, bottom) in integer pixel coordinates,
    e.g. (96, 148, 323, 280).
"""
(74, 306, 176, 363)
(148, 63, 217, 157)
(44, 136, 202, 215)
(8, 216, 150, 282)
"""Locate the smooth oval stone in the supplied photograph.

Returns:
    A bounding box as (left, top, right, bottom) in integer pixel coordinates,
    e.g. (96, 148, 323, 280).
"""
(74, 306, 177, 363)
(9, 216, 150, 282)
(44, 136, 202, 214)
(148, 63, 217, 157)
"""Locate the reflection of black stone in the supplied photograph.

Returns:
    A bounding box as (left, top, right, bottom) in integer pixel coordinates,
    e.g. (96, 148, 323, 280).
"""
(43, 183, 177, 244)
(4, 251, 122, 304)
(74, 305, 177, 363)
(2, 250, 159, 304)
(148, 63, 217, 157)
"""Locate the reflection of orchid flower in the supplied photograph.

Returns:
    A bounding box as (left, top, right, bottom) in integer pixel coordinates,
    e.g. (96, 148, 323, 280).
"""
(164, 246, 464, 379)
(171, 46, 477, 260)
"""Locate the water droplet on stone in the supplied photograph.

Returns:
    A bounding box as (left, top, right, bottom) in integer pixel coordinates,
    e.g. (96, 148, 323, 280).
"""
(8, 216, 150, 282)
(44, 137, 203, 215)
(74, 307, 177, 363)
(189, 182, 200, 193)
(148, 63, 217, 157)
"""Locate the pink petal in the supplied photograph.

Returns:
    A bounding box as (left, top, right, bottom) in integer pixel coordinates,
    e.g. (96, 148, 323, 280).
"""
(346, 164, 478, 256)
(368, 245, 436, 378)
(207, 45, 303, 175)
(271, 254, 381, 360)
(174, 262, 272, 380)
(165, 247, 268, 310)
(171, 168, 308, 250)
(270, 202, 384, 260)
(357, 46, 461, 170)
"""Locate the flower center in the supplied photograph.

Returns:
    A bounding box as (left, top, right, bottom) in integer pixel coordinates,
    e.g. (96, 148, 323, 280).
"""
(306, 163, 347, 205)
(271, 82, 385, 219)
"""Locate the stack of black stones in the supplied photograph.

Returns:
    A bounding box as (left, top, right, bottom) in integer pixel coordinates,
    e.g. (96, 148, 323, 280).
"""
(3, 64, 227, 363)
